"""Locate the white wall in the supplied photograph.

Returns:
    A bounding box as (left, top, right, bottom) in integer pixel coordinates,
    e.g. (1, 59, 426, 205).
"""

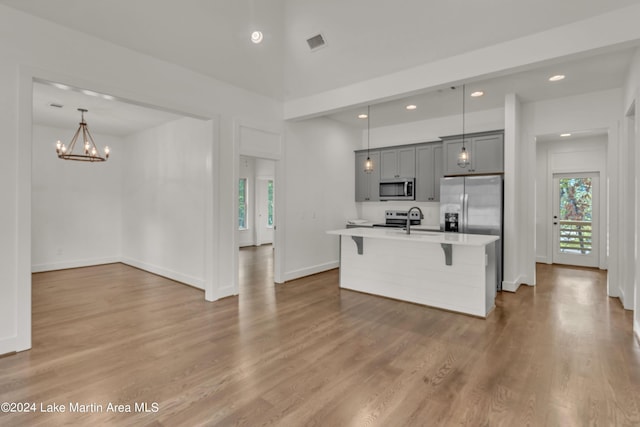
(31, 125, 123, 272)
(357, 202, 440, 228)
(622, 48, 640, 339)
(535, 136, 608, 267)
(283, 117, 360, 280)
(121, 117, 211, 289)
(1, 5, 282, 354)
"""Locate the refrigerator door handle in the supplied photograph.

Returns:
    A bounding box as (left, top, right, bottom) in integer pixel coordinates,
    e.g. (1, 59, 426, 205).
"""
(463, 193, 469, 232)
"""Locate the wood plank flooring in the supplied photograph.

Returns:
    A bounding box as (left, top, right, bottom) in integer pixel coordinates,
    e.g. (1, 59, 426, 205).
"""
(1, 248, 639, 426)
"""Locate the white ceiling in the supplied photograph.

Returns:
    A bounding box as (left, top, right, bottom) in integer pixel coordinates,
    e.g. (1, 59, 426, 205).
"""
(33, 81, 184, 136)
(326, 47, 636, 129)
(5, 0, 640, 133)
(282, 0, 640, 100)
(2, 0, 639, 101)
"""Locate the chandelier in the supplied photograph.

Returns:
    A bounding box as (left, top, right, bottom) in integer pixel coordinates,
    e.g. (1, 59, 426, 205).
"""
(55, 108, 110, 162)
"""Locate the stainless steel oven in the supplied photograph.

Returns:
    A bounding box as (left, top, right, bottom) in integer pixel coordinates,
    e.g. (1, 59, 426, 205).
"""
(379, 178, 415, 201)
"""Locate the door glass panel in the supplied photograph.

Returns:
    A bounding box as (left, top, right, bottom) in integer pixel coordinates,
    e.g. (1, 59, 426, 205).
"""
(558, 177, 592, 255)
(267, 180, 274, 228)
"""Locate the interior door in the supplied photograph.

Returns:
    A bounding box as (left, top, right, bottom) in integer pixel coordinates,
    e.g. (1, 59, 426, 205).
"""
(255, 178, 274, 245)
(552, 173, 599, 267)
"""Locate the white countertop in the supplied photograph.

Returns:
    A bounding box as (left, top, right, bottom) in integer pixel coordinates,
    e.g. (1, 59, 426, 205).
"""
(328, 227, 499, 246)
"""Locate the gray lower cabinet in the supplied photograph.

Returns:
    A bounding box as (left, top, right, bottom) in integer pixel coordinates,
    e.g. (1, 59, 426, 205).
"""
(380, 147, 416, 179)
(443, 132, 504, 176)
(355, 151, 380, 201)
(415, 143, 443, 202)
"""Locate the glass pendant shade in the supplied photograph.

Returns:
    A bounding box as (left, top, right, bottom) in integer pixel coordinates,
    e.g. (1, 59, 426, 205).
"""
(364, 156, 373, 173)
(457, 146, 470, 167)
(457, 84, 470, 169)
(364, 105, 373, 173)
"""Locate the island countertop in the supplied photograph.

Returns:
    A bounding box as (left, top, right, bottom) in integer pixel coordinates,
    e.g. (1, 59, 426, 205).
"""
(327, 227, 499, 246)
(327, 227, 499, 317)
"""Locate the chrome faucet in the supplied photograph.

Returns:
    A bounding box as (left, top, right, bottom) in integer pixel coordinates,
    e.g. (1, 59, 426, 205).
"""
(406, 206, 423, 234)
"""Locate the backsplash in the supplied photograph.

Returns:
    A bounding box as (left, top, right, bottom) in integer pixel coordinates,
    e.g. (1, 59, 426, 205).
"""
(356, 201, 440, 227)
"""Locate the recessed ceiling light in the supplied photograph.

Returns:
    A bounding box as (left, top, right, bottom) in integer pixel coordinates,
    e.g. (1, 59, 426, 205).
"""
(53, 83, 71, 91)
(250, 31, 263, 44)
(82, 89, 99, 97)
(102, 94, 115, 101)
(405, 105, 417, 110)
(560, 133, 571, 137)
(549, 75, 566, 82)
(358, 114, 368, 119)
(470, 91, 484, 97)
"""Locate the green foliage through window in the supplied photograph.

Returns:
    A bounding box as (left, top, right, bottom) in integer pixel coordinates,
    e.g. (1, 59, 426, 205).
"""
(558, 177, 593, 254)
(559, 178, 592, 221)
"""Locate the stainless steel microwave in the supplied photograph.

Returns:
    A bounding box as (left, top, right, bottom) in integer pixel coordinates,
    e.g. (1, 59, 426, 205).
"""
(379, 178, 415, 200)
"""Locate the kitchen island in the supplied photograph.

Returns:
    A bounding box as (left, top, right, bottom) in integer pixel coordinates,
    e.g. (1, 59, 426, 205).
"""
(327, 228, 499, 317)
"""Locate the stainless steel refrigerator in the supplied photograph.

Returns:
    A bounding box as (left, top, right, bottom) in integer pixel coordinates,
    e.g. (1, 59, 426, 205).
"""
(440, 175, 503, 291)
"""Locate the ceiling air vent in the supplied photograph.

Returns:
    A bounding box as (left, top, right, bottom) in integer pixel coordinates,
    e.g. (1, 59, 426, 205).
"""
(306, 33, 326, 51)
(49, 103, 63, 108)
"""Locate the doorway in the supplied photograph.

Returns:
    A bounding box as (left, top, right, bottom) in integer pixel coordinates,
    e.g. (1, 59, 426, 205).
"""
(237, 155, 276, 287)
(552, 173, 599, 267)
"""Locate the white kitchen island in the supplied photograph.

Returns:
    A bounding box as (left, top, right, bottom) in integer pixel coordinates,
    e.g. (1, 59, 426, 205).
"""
(327, 228, 499, 318)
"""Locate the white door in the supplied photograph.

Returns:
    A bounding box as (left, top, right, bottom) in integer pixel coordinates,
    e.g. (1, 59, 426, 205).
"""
(552, 173, 599, 267)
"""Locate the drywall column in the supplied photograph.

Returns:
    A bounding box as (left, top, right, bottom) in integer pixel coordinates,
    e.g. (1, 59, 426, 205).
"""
(503, 93, 526, 291)
(0, 64, 21, 354)
(607, 123, 620, 297)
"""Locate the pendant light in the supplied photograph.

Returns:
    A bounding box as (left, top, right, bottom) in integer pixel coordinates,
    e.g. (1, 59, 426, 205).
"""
(457, 84, 470, 168)
(55, 108, 110, 162)
(364, 105, 373, 173)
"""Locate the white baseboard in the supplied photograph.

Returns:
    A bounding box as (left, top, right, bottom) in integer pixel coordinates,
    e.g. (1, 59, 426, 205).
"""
(120, 257, 204, 290)
(33, 256, 204, 290)
(214, 285, 237, 300)
(284, 261, 339, 282)
(502, 275, 524, 293)
(0, 336, 16, 356)
(31, 256, 120, 273)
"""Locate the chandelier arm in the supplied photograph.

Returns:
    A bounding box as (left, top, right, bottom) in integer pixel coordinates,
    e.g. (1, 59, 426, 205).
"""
(85, 126, 100, 156)
(81, 124, 96, 159)
(65, 125, 83, 156)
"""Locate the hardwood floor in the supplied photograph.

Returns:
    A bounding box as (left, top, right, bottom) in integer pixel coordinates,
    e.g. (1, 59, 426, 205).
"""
(1, 252, 639, 426)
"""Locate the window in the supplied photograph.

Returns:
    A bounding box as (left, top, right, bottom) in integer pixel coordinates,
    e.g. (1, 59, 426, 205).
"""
(267, 180, 274, 228)
(238, 178, 247, 230)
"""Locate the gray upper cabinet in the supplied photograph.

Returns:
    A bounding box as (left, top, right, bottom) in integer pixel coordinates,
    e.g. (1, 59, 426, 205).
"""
(355, 130, 502, 202)
(380, 147, 416, 179)
(415, 143, 443, 202)
(355, 151, 380, 202)
(443, 131, 504, 176)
